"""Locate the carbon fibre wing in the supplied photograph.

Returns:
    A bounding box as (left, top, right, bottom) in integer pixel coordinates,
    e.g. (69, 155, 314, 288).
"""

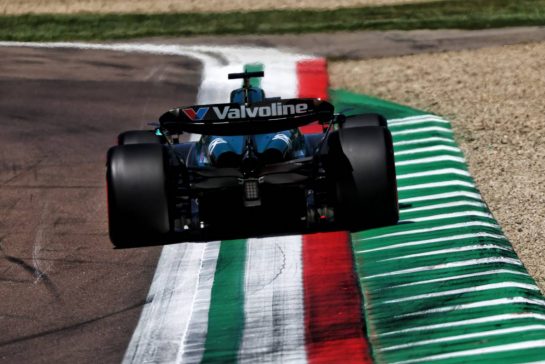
(159, 98, 334, 135)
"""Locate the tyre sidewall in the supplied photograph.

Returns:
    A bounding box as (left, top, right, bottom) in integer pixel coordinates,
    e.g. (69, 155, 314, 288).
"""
(327, 126, 398, 230)
(107, 143, 172, 246)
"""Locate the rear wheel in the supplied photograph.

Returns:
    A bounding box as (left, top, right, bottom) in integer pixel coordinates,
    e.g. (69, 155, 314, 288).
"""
(327, 126, 398, 230)
(118, 130, 162, 145)
(107, 143, 172, 247)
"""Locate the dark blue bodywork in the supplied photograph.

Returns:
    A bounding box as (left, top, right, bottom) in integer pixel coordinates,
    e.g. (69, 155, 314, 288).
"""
(195, 85, 307, 167)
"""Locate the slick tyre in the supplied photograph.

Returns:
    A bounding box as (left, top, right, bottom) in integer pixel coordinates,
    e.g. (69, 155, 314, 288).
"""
(107, 144, 172, 247)
(328, 126, 398, 230)
(342, 113, 387, 128)
(118, 130, 162, 145)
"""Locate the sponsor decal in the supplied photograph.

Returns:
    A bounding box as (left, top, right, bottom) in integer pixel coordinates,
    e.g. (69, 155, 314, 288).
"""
(272, 133, 292, 146)
(212, 103, 309, 120)
(208, 137, 227, 154)
(183, 107, 209, 121)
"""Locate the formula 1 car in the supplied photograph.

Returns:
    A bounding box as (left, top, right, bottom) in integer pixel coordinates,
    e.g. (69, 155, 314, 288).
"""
(106, 71, 398, 247)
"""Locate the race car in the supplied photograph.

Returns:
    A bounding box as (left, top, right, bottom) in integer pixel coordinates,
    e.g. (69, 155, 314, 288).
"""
(106, 71, 398, 247)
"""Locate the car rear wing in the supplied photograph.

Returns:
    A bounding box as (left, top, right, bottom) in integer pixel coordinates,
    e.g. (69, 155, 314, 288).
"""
(158, 98, 334, 135)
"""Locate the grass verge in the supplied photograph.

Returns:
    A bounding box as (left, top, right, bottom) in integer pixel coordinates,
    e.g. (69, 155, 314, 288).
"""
(1, 0, 545, 41)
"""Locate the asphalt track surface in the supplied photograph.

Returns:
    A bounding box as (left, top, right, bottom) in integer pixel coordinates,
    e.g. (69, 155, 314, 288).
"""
(141, 26, 545, 60)
(0, 47, 201, 363)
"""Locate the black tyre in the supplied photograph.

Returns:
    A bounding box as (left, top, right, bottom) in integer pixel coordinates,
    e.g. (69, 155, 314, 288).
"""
(343, 113, 387, 128)
(118, 130, 162, 145)
(107, 144, 172, 247)
(327, 126, 398, 230)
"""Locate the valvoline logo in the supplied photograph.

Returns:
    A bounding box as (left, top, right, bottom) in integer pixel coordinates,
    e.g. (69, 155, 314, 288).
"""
(182, 107, 209, 121)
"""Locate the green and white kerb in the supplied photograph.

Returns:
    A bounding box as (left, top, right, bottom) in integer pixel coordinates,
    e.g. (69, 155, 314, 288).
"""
(331, 90, 545, 364)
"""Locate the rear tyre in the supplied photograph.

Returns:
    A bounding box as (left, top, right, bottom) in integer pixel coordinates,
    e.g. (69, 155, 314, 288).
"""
(342, 113, 387, 128)
(107, 144, 172, 247)
(118, 130, 162, 145)
(327, 126, 398, 230)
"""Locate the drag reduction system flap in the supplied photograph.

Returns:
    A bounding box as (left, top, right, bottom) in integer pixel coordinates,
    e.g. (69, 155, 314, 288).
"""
(159, 98, 334, 135)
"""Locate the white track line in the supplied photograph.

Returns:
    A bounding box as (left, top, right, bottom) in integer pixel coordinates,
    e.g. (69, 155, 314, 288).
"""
(357, 232, 507, 254)
(122, 244, 207, 364)
(370, 282, 539, 307)
(380, 325, 545, 352)
(396, 297, 545, 318)
(400, 201, 486, 214)
(381, 269, 529, 290)
(391, 126, 453, 136)
(397, 180, 474, 191)
(395, 145, 461, 156)
(388, 120, 450, 129)
(377, 313, 545, 338)
(396, 155, 465, 166)
(239, 236, 307, 364)
(390, 340, 545, 364)
(399, 191, 482, 203)
(360, 234, 505, 254)
(399, 209, 493, 223)
(393, 136, 456, 146)
(396, 168, 470, 180)
(377, 244, 512, 262)
(178, 242, 221, 364)
(401, 210, 494, 223)
(388, 114, 449, 125)
(357, 221, 500, 242)
(364, 257, 523, 280)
